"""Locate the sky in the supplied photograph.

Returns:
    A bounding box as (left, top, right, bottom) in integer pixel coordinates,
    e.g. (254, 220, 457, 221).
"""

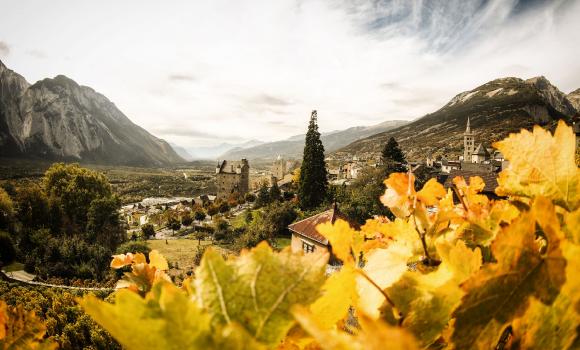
(1, 0, 579, 148)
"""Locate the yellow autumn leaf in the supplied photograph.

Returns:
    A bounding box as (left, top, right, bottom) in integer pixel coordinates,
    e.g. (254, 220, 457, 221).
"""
(381, 172, 416, 217)
(563, 208, 580, 244)
(452, 176, 488, 207)
(494, 120, 580, 211)
(316, 219, 355, 263)
(111, 253, 135, 269)
(133, 252, 147, 264)
(417, 178, 446, 206)
(383, 240, 482, 347)
(356, 243, 413, 319)
(293, 306, 419, 350)
(451, 206, 567, 349)
(511, 241, 580, 350)
(149, 250, 169, 271)
(309, 265, 357, 329)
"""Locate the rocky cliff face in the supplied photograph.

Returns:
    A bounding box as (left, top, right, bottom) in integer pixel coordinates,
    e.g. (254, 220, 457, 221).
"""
(336, 76, 578, 160)
(567, 88, 580, 112)
(0, 60, 183, 166)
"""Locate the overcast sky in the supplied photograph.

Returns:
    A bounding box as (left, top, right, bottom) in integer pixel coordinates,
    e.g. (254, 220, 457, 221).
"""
(1, 0, 579, 147)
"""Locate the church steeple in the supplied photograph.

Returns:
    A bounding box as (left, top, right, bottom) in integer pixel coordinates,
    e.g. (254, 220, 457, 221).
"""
(463, 117, 475, 162)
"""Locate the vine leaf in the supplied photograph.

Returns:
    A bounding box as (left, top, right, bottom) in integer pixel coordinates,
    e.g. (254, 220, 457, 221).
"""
(417, 178, 446, 206)
(383, 240, 481, 347)
(293, 306, 419, 350)
(451, 203, 567, 349)
(511, 242, 580, 349)
(82, 283, 214, 350)
(195, 242, 327, 346)
(380, 172, 416, 217)
(309, 264, 358, 328)
(112, 250, 170, 295)
(356, 242, 413, 319)
(82, 282, 266, 350)
(316, 219, 357, 263)
(494, 120, 580, 211)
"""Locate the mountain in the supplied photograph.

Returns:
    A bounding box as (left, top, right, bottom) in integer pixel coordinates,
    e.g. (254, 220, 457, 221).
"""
(187, 139, 264, 160)
(170, 143, 194, 161)
(0, 60, 184, 166)
(220, 120, 408, 160)
(336, 76, 579, 161)
(568, 88, 580, 111)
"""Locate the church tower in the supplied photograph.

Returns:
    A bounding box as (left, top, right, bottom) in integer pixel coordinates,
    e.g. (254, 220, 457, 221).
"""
(463, 117, 475, 162)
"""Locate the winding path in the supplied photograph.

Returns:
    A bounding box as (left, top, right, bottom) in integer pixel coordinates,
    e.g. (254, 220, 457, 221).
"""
(1, 270, 115, 292)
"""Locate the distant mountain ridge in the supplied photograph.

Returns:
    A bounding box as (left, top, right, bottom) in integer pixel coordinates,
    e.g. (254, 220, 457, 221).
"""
(184, 139, 264, 160)
(220, 120, 408, 160)
(0, 60, 184, 166)
(336, 76, 579, 160)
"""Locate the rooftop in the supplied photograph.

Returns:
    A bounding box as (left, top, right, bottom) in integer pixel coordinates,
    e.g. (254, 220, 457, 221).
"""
(288, 205, 351, 245)
(441, 169, 499, 194)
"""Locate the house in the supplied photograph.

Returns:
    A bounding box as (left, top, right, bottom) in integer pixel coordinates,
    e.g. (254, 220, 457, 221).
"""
(216, 159, 250, 201)
(471, 143, 491, 164)
(441, 159, 461, 173)
(288, 204, 354, 263)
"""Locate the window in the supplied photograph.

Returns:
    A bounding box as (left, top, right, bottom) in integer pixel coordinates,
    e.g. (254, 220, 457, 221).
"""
(302, 241, 315, 253)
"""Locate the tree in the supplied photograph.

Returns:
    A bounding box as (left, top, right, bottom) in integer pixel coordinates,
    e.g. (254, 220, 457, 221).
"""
(298, 110, 328, 210)
(194, 209, 207, 223)
(255, 182, 270, 208)
(15, 186, 49, 230)
(244, 193, 256, 203)
(116, 241, 151, 255)
(194, 231, 205, 245)
(218, 201, 230, 214)
(207, 204, 218, 219)
(141, 223, 155, 239)
(269, 182, 282, 202)
(167, 216, 181, 235)
(181, 213, 193, 226)
(42, 163, 112, 231)
(86, 196, 125, 251)
(0, 188, 14, 231)
(334, 167, 393, 225)
(244, 210, 253, 224)
(381, 137, 406, 173)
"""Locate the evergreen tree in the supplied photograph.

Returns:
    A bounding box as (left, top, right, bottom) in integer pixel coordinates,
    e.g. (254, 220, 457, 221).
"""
(298, 110, 328, 209)
(381, 137, 406, 173)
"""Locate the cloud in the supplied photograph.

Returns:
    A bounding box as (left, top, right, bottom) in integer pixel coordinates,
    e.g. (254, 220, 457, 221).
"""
(0, 0, 578, 148)
(0, 41, 9, 56)
(168, 74, 197, 82)
(151, 125, 217, 138)
(25, 49, 47, 59)
(250, 94, 293, 106)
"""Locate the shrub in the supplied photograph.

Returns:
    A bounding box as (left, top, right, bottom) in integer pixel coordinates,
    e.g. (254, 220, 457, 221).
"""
(115, 241, 151, 255)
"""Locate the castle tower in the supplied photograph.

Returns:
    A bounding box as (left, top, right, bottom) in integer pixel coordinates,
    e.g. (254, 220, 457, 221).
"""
(463, 117, 475, 162)
(273, 155, 286, 180)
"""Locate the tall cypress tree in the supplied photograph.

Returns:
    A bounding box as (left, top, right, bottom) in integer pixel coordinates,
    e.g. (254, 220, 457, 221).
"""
(298, 110, 328, 209)
(381, 137, 406, 173)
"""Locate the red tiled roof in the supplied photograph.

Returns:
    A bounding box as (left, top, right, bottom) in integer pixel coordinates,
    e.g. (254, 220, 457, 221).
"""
(288, 207, 348, 245)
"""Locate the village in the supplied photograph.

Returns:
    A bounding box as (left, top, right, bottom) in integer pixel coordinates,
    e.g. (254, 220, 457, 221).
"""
(118, 117, 511, 267)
